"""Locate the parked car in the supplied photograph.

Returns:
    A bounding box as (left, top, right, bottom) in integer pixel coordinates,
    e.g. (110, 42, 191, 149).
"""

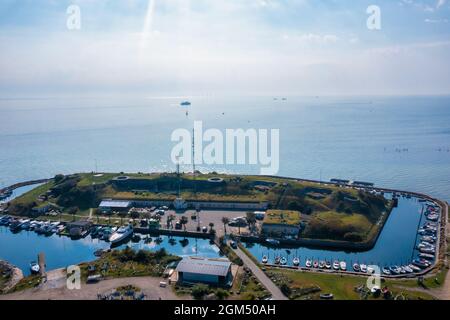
(230, 241, 237, 249)
(202, 226, 208, 233)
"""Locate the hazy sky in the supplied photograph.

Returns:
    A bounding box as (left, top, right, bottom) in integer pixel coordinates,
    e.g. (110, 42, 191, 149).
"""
(0, 0, 449, 96)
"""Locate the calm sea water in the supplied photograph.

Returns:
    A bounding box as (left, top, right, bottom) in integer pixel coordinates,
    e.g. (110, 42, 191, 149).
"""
(1, 95, 449, 201)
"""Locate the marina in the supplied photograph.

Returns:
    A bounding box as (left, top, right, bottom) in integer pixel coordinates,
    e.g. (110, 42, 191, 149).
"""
(0, 187, 442, 278)
(242, 194, 442, 277)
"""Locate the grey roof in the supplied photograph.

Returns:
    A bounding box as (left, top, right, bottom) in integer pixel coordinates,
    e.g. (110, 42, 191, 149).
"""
(99, 200, 131, 208)
(176, 257, 231, 277)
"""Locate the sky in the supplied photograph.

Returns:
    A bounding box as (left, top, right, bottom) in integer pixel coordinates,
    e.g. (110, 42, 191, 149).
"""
(0, 0, 449, 96)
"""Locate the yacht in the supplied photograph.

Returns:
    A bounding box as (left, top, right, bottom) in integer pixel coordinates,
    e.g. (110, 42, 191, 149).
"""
(109, 225, 133, 244)
(339, 261, 347, 271)
(353, 263, 360, 272)
(319, 261, 326, 269)
(280, 257, 287, 266)
(261, 255, 268, 264)
(292, 257, 300, 267)
(305, 259, 312, 268)
(313, 260, 319, 268)
(180, 101, 191, 106)
(360, 264, 368, 273)
(325, 261, 332, 269)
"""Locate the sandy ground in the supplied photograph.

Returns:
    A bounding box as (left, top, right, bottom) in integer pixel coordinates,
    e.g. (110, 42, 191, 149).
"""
(0, 269, 183, 300)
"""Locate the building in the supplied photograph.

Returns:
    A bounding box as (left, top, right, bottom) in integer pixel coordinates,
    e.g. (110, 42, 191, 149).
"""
(261, 210, 301, 238)
(99, 200, 132, 213)
(176, 257, 233, 287)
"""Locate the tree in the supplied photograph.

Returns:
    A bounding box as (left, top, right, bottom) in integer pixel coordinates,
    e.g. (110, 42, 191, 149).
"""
(181, 216, 189, 231)
(68, 206, 78, 221)
(167, 214, 176, 229)
(54, 174, 65, 184)
(221, 217, 229, 234)
(191, 284, 210, 300)
(209, 222, 214, 231)
(246, 211, 257, 233)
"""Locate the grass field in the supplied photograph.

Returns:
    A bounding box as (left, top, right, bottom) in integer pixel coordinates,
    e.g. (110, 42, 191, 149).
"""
(267, 268, 437, 300)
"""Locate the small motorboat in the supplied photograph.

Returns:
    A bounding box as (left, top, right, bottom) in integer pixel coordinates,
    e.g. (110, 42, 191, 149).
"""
(320, 293, 334, 300)
(274, 256, 281, 265)
(340, 261, 347, 271)
(280, 257, 287, 266)
(262, 256, 268, 264)
(266, 238, 280, 246)
(382, 267, 391, 275)
(325, 261, 332, 269)
(292, 257, 300, 266)
(353, 263, 360, 272)
(332, 261, 340, 270)
(367, 266, 376, 274)
(319, 261, 326, 269)
(305, 259, 312, 268)
(360, 264, 367, 273)
(408, 264, 421, 272)
(389, 266, 401, 275)
(30, 261, 40, 274)
(419, 253, 435, 260)
(313, 260, 319, 268)
(403, 265, 413, 273)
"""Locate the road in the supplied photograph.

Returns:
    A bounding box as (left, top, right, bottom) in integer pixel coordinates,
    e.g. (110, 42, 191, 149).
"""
(233, 246, 287, 300)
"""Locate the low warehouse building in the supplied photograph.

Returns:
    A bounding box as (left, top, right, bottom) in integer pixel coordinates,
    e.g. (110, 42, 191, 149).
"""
(176, 257, 233, 287)
(261, 210, 301, 238)
(99, 200, 132, 213)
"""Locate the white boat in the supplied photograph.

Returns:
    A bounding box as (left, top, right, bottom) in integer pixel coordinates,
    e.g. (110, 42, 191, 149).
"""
(332, 261, 340, 270)
(360, 264, 367, 273)
(292, 257, 300, 266)
(403, 265, 413, 273)
(109, 225, 133, 244)
(30, 261, 40, 274)
(266, 238, 280, 246)
(305, 259, 312, 268)
(280, 257, 287, 265)
(262, 256, 268, 264)
(353, 263, 360, 272)
(408, 264, 421, 272)
(340, 261, 347, 271)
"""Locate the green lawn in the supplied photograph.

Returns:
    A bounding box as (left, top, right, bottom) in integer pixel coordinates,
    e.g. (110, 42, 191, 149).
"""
(267, 268, 437, 300)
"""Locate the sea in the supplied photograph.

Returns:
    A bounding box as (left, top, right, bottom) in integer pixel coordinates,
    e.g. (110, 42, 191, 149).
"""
(1, 95, 449, 201)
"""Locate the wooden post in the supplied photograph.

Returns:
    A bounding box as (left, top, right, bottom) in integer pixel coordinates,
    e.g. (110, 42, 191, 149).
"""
(38, 252, 46, 276)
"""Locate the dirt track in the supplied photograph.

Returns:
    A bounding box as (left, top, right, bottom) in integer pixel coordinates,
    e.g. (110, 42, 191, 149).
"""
(0, 270, 183, 300)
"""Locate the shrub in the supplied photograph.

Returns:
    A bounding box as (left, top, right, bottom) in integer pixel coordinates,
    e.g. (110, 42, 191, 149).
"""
(191, 284, 210, 300)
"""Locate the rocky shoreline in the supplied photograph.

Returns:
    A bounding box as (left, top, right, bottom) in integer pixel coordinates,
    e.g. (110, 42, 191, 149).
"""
(0, 260, 24, 293)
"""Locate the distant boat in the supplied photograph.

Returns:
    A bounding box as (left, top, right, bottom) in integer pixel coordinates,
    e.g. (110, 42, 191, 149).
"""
(262, 255, 268, 264)
(339, 261, 347, 271)
(180, 101, 191, 106)
(280, 257, 287, 266)
(292, 257, 300, 266)
(266, 238, 280, 246)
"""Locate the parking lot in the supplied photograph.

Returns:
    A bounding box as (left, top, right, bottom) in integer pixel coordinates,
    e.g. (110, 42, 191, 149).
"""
(162, 209, 250, 237)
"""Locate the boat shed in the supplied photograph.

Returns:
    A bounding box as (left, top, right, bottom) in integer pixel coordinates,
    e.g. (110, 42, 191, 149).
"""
(176, 257, 233, 287)
(99, 200, 132, 213)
